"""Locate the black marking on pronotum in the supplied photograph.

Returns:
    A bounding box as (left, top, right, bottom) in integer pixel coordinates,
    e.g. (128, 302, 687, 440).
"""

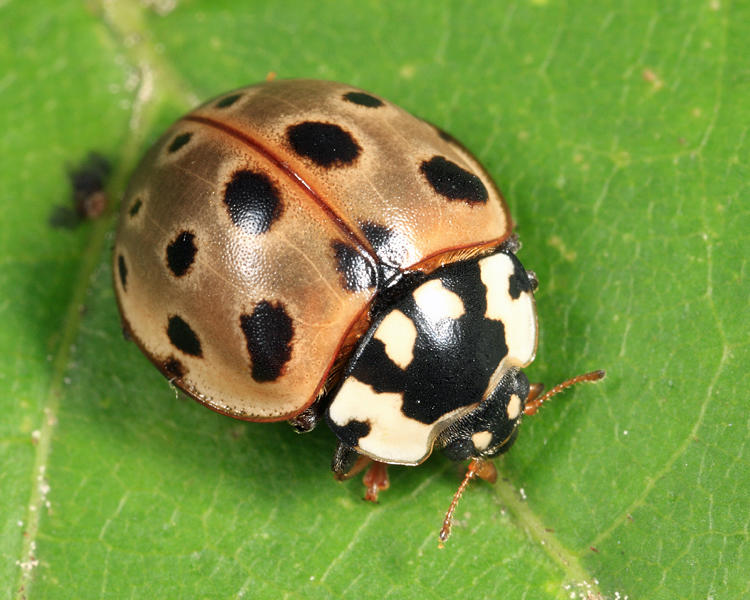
(339, 259, 509, 425)
(215, 93, 242, 108)
(420, 155, 488, 204)
(286, 121, 361, 168)
(117, 254, 128, 291)
(224, 169, 283, 234)
(240, 301, 294, 382)
(332, 241, 377, 292)
(166, 231, 197, 277)
(167, 315, 203, 357)
(168, 132, 192, 153)
(343, 92, 384, 108)
(329, 418, 372, 449)
(506, 251, 533, 300)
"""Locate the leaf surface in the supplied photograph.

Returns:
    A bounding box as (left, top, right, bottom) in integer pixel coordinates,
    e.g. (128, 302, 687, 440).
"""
(1, 1, 747, 599)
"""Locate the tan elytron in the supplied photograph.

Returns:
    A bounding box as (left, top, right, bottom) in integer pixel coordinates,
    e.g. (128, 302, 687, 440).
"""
(114, 79, 511, 421)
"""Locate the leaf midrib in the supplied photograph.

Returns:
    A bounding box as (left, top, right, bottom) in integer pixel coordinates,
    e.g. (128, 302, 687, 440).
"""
(14, 1, 197, 597)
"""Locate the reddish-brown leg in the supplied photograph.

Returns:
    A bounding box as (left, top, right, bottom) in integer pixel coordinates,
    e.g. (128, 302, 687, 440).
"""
(333, 454, 371, 481)
(362, 461, 390, 503)
(475, 459, 497, 484)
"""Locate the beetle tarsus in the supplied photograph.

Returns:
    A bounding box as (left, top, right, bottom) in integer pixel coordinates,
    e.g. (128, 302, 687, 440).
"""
(362, 461, 389, 503)
(474, 459, 497, 483)
(288, 401, 324, 433)
(498, 233, 520, 254)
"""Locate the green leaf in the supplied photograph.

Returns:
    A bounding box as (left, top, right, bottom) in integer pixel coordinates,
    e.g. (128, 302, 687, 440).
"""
(2, 1, 747, 598)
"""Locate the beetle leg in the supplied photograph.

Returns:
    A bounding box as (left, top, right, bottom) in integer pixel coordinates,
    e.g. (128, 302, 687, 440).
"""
(362, 461, 390, 503)
(331, 442, 389, 501)
(526, 270, 539, 291)
(288, 398, 325, 432)
(331, 441, 367, 480)
(474, 459, 497, 483)
(498, 233, 520, 254)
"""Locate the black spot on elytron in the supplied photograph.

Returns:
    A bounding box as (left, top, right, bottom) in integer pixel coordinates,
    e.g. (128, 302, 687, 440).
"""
(332, 241, 377, 292)
(121, 320, 133, 342)
(339, 258, 509, 425)
(435, 127, 458, 144)
(506, 251, 533, 300)
(215, 93, 242, 108)
(117, 254, 128, 291)
(128, 198, 142, 217)
(167, 315, 203, 357)
(168, 132, 192, 153)
(224, 170, 283, 234)
(328, 418, 371, 449)
(286, 121, 361, 168)
(360, 221, 410, 268)
(343, 91, 384, 108)
(240, 301, 294, 382)
(166, 231, 197, 277)
(163, 356, 186, 380)
(420, 155, 488, 204)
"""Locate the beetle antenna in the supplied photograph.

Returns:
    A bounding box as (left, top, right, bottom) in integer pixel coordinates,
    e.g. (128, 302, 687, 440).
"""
(524, 370, 606, 416)
(439, 458, 483, 547)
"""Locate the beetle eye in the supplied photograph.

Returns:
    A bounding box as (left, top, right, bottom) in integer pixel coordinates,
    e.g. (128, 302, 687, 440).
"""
(441, 437, 475, 462)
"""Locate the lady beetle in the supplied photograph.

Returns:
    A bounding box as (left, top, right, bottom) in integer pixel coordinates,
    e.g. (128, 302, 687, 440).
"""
(113, 79, 604, 542)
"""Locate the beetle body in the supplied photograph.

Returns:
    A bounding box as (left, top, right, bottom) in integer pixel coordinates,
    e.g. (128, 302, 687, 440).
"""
(114, 79, 545, 495)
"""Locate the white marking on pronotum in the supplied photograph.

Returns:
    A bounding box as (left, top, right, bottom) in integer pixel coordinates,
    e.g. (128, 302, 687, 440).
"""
(478, 253, 537, 367)
(374, 310, 417, 369)
(329, 378, 433, 464)
(413, 278, 465, 321)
